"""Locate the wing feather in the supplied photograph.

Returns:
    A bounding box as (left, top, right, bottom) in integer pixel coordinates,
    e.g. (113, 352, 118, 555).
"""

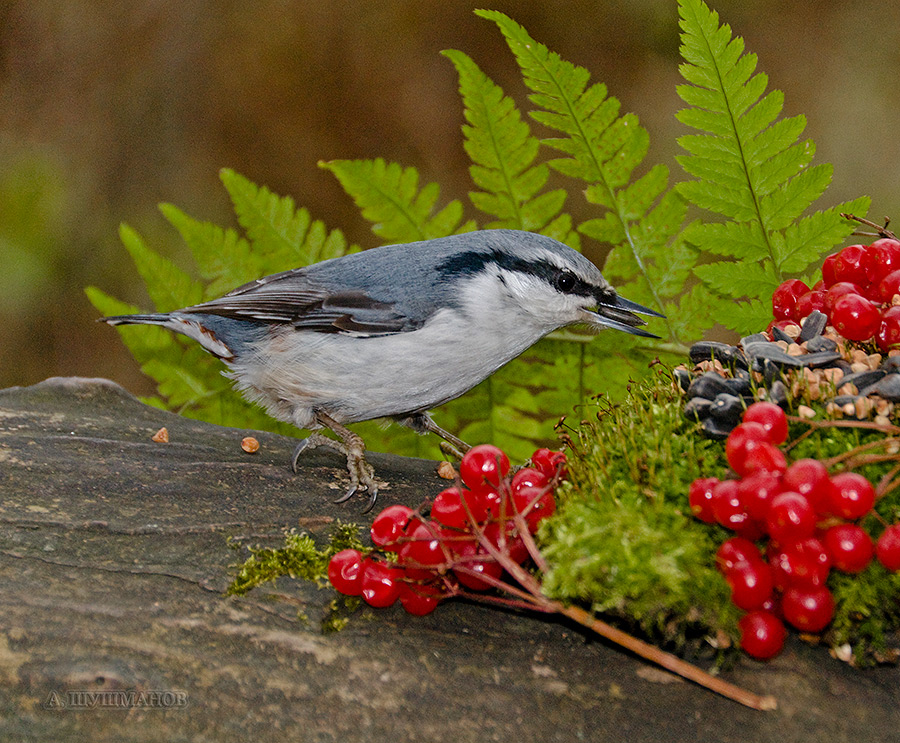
(184, 270, 423, 336)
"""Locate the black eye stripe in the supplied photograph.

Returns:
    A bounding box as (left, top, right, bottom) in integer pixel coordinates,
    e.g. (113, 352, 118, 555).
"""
(437, 250, 595, 297)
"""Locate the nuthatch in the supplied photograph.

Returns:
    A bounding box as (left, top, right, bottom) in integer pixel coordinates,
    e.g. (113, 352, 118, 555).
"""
(101, 229, 662, 510)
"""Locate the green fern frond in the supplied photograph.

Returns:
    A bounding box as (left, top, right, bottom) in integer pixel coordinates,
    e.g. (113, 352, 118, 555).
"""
(158, 203, 260, 299)
(321, 158, 475, 244)
(442, 49, 576, 245)
(477, 9, 692, 349)
(117, 223, 204, 311)
(675, 0, 870, 334)
(220, 168, 355, 267)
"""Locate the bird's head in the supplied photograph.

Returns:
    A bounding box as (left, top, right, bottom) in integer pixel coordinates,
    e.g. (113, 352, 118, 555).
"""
(439, 231, 663, 338)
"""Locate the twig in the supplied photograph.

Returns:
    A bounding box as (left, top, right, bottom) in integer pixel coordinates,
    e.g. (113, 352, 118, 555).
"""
(841, 213, 896, 240)
(462, 501, 778, 711)
(554, 603, 778, 712)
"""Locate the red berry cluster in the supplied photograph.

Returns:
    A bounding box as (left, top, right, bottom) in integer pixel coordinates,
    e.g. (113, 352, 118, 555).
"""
(688, 401, 900, 660)
(327, 445, 567, 615)
(771, 237, 900, 350)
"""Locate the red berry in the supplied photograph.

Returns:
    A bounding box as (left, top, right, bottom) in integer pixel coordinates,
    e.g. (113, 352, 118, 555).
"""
(782, 586, 835, 633)
(876, 305, 900, 353)
(821, 253, 838, 287)
(739, 611, 787, 660)
(766, 492, 816, 543)
(711, 479, 752, 532)
(823, 523, 874, 573)
(370, 505, 414, 551)
(743, 402, 788, 445)
(782, 459, 831, 514)
(689, 477, 720, 523)
(795, 291, 827, 320)
(832, 244, 870, 286)
(483, 520, 529, 564)
(876, 524, 900, 571)
(769, 540, 830, 590)
(876, 269, 900, 304)
(512, 486, 557, 532)
(399, 582, 443, 616)
(726, 560, 774, 611)
(431, 487, 468, 533)
(398, 521, 446, 567)
(766, 319, 801, 337)
(772, 279, 810, 321)
(831, 293, 881, 341)
(360, 558, 404, 608)
(725, 422, 770, 475)
(864, 239, 900, 284)
(460, 444, 511, 493)
(328, 548, 364, 596)
(715, 537, 763, 573)
(870, 237, 900, 252)
(531, 448, 568, 479)
(823, 281, 865, 315)
(510, 467, 550, 494)
(473, 487, 503, 521)
(828, 472, 875, 520)
(452, 541, 503, 591)
(741, 441, 787, 476)
(737, 470, 783, 521)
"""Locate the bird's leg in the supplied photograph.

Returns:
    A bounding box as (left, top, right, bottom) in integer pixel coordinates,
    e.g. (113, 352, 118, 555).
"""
(291, 411, 382, 512)
(397, 413, 471, 460)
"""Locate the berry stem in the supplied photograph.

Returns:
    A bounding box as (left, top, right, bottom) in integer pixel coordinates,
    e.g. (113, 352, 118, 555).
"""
(875, 461, 900, 500)
(462, 497, 778, 712)
(554, 603, 778, 712)
(787, 415, 900, 436)
(840, 213, 897, 240)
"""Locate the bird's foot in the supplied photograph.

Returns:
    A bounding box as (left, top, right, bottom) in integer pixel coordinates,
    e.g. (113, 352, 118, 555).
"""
(438, 440, 466, 461)
(291, 414, 383, 512)
(397, 413, 471, 459)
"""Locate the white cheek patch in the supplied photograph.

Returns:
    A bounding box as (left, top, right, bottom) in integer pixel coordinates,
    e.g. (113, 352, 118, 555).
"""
(460, 267, 587, 331)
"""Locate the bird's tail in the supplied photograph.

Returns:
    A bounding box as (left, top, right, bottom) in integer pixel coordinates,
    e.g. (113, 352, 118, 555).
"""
(100, 313, 173, 327)
(99, 312, 234, 359)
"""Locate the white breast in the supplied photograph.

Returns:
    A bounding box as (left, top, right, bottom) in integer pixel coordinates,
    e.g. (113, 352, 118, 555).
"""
(226, 271, 558, 429)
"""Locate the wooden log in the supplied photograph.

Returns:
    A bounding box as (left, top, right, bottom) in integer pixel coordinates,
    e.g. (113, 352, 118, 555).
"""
(1, 377, 898, 741)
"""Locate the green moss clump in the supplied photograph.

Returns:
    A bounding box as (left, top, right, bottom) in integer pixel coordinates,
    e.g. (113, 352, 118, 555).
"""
(540, 369, 741, 646)
(227, 522, 364, 596)
(539, 368, 900, 661)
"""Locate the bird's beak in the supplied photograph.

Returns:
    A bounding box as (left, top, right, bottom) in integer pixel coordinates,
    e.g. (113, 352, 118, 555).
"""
(581, 293, 665, 339)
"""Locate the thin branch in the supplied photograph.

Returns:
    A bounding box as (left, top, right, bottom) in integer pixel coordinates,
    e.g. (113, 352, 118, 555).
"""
(840, 213, 896, 240)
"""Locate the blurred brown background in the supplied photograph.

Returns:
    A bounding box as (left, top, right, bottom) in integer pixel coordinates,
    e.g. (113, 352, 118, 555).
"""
(0, 0, 898, 397)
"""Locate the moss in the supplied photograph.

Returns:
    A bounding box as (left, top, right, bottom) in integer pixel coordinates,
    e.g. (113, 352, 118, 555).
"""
(227, 522, 365, 596)
(539, 368, 900, 661)
(540, 369, 741, 645)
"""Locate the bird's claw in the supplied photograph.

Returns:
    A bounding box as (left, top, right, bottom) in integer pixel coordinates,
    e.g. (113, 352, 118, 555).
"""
(362, 486, 379, 514)
(291, 418, 383, 510)
(290, 438, 312, 473)
(333, 484, 358, 505)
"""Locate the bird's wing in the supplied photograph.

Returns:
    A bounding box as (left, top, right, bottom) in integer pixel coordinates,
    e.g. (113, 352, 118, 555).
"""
(185, 270, 424, 336)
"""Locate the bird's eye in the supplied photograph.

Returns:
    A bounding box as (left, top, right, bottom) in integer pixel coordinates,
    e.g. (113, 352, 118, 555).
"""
(554, 271, 576, 293)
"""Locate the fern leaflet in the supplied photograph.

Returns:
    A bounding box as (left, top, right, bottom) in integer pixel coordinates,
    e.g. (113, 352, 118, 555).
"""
(321, 158, 474, 243)
(220, 168, 354, 267)
(477, 9, 698, 351)
(676, 0, 870, 334)
(442, 49, 577, 247)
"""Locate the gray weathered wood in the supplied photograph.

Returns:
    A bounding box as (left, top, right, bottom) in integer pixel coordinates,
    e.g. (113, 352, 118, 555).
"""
(1, 377, 898, 742)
